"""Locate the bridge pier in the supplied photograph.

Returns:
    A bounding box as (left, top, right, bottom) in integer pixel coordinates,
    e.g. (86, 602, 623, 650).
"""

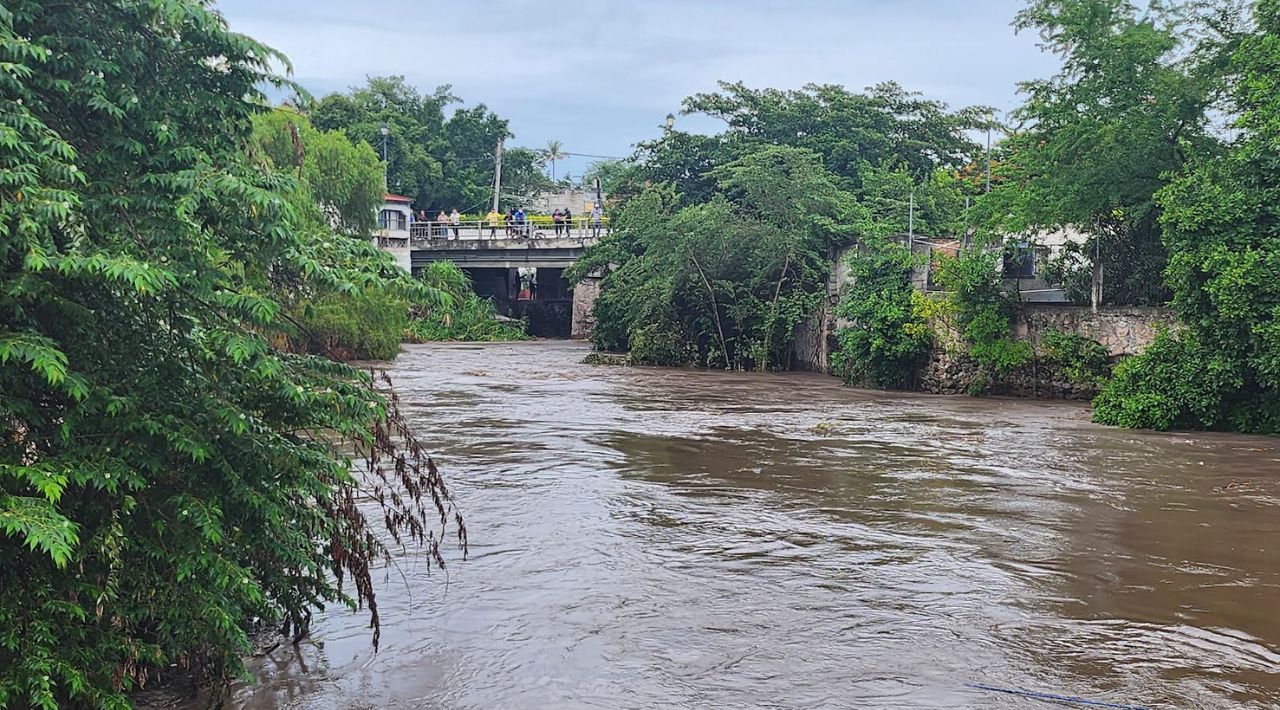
(571, 276, 601, 340)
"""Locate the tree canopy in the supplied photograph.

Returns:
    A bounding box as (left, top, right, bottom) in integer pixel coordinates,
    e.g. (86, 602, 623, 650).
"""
(627, 81, 987, 224)
(572, 146, 870, 371)
(250, 108, 384, 237)
(309, 76, 552, 212)
(974, 0, 1242, 306)
(576, 80, 985, 370)
(1093, 0, 1280, 434)
(0, 2, 460, 706)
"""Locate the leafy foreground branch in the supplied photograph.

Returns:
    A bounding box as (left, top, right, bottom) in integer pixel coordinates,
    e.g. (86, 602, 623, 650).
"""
(0, 2, 463, 707)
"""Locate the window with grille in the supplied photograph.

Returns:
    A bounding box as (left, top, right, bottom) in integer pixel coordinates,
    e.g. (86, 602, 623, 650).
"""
(1004, 243, 1036, 278)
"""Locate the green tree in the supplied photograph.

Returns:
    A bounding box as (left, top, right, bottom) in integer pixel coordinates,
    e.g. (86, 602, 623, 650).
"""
(405, 262, 528, 342)
(832, 239, 933, 388)
(583, 158, 643, 201)
(251, 108, 384, 237)
(0, 3, 461, 706)
(1094, 0, 1280, 433)
(977, 0, 1238, 307)
(573, 147, 869, 371)
(310, 76, 550, 212)
(933, 245, 1033, 387)
(543, 139, 566, 183)
(311, 76, 449, 204)
(682, 81, 988, 190)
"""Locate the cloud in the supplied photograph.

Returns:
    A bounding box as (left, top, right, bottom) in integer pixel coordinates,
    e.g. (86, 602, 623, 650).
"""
(218, 0, 1058, 174)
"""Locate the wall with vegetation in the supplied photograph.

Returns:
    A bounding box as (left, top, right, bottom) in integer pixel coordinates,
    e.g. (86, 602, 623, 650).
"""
(919, 306, 1174, 400)
(795, 250, 1175, 401)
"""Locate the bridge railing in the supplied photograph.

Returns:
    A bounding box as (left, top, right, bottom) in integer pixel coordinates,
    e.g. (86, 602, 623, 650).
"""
(408, 217, 609, 242)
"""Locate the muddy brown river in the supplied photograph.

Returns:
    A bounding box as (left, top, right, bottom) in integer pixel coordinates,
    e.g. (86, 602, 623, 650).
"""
(214, 341, 1280, 708)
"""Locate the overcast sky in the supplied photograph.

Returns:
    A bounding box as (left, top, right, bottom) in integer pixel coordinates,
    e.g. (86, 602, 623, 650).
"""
(217, 0, 1059, 177)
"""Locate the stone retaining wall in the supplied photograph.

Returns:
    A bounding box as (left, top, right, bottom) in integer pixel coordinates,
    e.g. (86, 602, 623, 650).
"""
(1015, 305, 1174, 357)
(793, 301, 1176, 400)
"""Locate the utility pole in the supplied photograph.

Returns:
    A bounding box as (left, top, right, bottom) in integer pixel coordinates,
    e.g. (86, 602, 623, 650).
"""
(1092, 235, 1103, 314)
(985, 123, 992, 194)
(491, 138, 504, 213)
(908, 188, 915, 240)
(380, 122, 390, 189)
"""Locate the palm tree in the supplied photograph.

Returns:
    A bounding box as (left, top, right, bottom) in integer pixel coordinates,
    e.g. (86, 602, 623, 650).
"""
(543, 140, 566, 183)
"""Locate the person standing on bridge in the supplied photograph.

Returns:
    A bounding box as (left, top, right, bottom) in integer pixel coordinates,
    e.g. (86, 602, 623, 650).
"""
(514, 207, 527, 238)
(485, 207, 502, 237)
(436, 209, 448, 238)
(563, 207, 573, 237)
(591, 203, 603, 238)
(552, 208, 564, 236)
(450, 208, 461, 239)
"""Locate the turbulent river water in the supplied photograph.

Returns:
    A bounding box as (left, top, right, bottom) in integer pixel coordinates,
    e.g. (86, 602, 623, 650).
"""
(215, 341, 1279, 709)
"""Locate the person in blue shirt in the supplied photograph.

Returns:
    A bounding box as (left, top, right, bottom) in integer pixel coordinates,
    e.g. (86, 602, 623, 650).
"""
(514, 207, 527, 237)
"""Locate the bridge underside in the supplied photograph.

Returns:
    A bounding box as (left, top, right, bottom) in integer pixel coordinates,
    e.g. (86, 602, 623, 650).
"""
(408, 237, 598, 339)
(409, 236, 589, 271)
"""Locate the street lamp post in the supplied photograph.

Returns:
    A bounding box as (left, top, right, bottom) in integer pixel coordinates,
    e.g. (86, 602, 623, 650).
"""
(380, 123, 390, 188)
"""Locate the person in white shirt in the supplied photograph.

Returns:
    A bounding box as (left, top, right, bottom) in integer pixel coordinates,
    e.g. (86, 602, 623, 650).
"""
(449, 208, 461, 239)
(590, 204, 603, 238)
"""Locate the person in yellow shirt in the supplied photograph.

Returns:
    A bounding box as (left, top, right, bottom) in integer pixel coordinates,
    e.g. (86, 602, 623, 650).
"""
(485, 208, 503, 237)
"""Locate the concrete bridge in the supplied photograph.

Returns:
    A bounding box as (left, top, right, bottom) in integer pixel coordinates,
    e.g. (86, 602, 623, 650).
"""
(379, 222, 607, 339)
(409, 234, 599, 270)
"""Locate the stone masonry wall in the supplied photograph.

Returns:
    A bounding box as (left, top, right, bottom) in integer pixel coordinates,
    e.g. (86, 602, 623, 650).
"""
(918, 305, 1175, 399)
(794, 301, 1176, 400)
(1014, 305, 1175, 358)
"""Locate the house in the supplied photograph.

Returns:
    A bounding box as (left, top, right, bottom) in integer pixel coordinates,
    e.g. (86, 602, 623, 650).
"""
(892, 232, 1076, 303)
(377, 193, 414, 271)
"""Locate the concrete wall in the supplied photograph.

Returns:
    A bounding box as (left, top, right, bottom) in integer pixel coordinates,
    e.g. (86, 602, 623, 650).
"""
(571, 277, 602, 340)
(384, 246, 412, 272)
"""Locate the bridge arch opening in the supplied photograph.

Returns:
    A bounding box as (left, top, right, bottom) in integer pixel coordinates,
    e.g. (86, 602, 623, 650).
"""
(453, 266, 575, 339)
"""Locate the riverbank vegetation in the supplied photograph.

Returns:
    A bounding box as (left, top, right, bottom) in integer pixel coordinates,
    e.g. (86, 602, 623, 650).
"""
(578, 0, 1278, 435)
(405, 262, 529, 343)
(831, 239, 932, 389)
(249, 108, 527, 356)
(572, 83, 985, 371)
(1092, 0, 1280, 434)
(0, 2, 467, 706)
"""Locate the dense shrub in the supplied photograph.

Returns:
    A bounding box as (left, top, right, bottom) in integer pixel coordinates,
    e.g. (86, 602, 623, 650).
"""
(0, 3, 462, 705)
(832, 239, 933, 388)
(404, 261, 528, 342)
(573, 149, 867, 371)
(1040, 330, 1111, 386)
(1094, 2, 1280, 434)
(296, 289, 408, 360)
(1093, 330, 1280, 432)
(933, 246, 1032, 389)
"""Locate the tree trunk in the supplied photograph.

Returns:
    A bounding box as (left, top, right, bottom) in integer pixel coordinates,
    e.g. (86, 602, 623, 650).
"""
(690, 254, 731, 369)
(760, 250, 792, 372)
